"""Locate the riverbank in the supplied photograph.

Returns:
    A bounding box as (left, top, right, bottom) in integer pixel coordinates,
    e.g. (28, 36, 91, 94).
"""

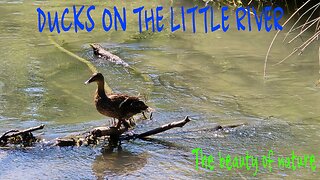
(203, 0, 319, 14)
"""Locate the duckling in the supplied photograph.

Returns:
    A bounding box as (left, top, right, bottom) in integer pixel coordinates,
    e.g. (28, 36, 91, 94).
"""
(85, 73, 150, 128)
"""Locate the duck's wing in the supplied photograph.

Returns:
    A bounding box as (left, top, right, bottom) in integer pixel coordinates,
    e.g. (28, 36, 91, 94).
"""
(109, 94, 148, 114)
(108, 94, 133, 102)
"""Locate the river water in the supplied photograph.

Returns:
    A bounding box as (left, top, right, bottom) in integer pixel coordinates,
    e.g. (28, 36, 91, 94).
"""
(0, 0, 319, 179)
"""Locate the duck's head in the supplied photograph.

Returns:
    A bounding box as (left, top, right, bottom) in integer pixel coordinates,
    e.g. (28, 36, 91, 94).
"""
(90, 43, 103, 55)
(85, 73, 104, 84)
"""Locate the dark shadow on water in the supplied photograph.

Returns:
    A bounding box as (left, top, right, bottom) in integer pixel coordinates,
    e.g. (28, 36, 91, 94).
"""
(92, 147, 148, 179)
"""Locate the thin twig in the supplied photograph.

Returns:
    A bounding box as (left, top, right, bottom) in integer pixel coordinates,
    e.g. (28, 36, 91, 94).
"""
(300, 31, 320, 53)
(319, 46, 320, 74)
(136, 116, 191, 139)
(301, 3, 320, 31)
(289, 18, 319, 33)
(0, 125, 45, 142)
(0, 130, 19, 140)
(288, 17, 320, 44)
(283, 1, 316, 42)
(273, 31, 320, 66)
(264, 0, 312, 78)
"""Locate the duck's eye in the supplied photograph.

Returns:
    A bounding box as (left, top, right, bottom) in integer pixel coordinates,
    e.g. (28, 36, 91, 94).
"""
(135, 101, 146, 108)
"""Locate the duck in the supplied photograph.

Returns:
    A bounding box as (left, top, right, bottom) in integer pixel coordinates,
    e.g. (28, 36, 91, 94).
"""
(85, 73, 150, 128)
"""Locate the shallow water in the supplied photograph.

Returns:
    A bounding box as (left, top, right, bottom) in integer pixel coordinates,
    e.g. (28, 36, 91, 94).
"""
(1, 0, 320, 179)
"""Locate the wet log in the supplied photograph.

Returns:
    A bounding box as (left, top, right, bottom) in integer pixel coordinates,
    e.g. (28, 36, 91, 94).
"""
(90, 116, 191, 140)
(120, 118, 245, 141)
(0, 125, 45, 146)
(55, 117, 191, 147)
(54, 126, 129, 147)
(54, 116, 247, 147)
(86, 116, 191, 142)
(0, 118, 246, 147)
(90, 126, 127, 137)
(90, 43, 129, 67)
(136, 116, 191, 139)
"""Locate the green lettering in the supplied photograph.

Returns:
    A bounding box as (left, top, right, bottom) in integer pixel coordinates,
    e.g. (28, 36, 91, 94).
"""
(201, 154, 208, 169)
(226, 155, 232, 170)
(192, 148, 201, 170)
(285, 157, 291, 168)
(278, 157, 286, 168)
(239, 156, 245, 168)
(219, 152, 225, 169)
(297, 156, 304, 168)
(252, 156, 259, 176)
(246, 151, 251, 170)
(232, 156, 239, 169)
(267, 150, 274, 172)
(208, 155, 215, 171)
(310, 155, 316, 171)
(291, 151, 296, 170)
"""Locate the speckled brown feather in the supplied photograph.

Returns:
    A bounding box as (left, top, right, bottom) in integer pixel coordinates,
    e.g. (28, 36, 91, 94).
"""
(94, 92, 148, 120)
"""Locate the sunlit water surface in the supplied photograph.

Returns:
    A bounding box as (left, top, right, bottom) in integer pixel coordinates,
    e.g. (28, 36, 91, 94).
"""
(0, 0, 320, 179)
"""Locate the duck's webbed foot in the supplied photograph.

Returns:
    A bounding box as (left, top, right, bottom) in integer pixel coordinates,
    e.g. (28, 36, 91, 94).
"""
(116, 119, 122, 129)
(128, 118, 136, 127)
(122, 119, 131, 129)
(110, 118, 117, 126)
(116, 119, 134, 129)
(142, 112, 148, 119)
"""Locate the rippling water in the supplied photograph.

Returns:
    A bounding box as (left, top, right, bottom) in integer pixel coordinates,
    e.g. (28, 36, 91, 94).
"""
(0, 0, 319, 179)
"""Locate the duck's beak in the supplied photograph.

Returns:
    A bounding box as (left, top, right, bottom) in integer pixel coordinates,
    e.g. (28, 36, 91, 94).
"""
(84, 77, 94, 85)
(89, 43, 95, 48)
(146, 107, 155, 113)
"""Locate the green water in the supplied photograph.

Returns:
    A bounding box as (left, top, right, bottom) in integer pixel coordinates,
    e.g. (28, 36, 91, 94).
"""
(0, 0, 319, 179)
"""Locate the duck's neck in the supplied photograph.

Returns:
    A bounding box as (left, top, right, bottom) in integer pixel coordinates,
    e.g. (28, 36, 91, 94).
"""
(97, 80, 108, 98)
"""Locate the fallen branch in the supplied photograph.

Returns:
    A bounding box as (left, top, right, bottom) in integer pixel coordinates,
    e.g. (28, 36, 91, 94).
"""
(90, 126, 128, 137)
(136, 116, 191, 139)
(0, 124, 45, 146)
(121, 120, 246, 141)
(0, 125, 44, 141)
(90, 43, 129, 67)
(184, 123, 247, 133)
(55, 116, 247, 147)
(55, 117, 191, 147)
(55, 126, 129, 147)
(1, 117, 246, 148)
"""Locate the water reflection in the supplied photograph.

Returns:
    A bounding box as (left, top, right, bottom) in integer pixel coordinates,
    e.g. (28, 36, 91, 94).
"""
(92, 148, 148, 179)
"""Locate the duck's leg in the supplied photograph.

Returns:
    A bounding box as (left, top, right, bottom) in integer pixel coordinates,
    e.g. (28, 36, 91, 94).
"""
(112, 118, 117, 126)
(116, 118, 122, 128)
(116, 118, 131, 129)
(122, 120, 131, 129)
(142, 112, 147, 119)
(128, 118, 136, 127)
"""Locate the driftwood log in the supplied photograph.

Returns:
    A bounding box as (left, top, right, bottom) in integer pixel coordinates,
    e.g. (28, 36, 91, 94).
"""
(55, 117, 192, 147)
(0, 124, 45, 146)
(90, 43, 130, 67)
(1, 117, 245, 148)
(55, 116, 245, 148)
(122, 116, 191, 140)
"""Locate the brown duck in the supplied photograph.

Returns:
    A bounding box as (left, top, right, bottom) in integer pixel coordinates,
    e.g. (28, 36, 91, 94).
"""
(85, 73, 150, 128)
